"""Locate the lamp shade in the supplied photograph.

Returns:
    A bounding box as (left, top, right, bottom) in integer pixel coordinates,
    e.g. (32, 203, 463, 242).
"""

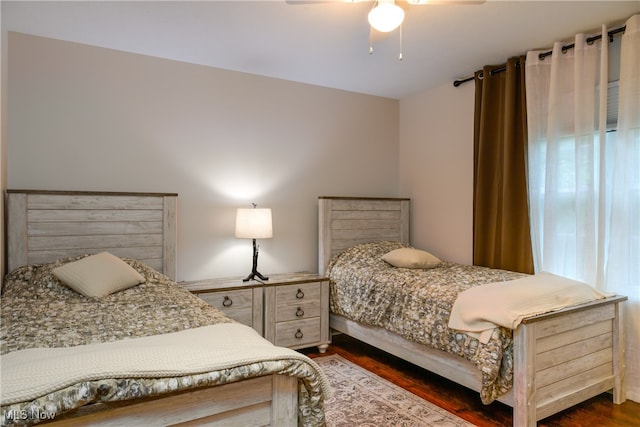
(235, 208, 273, 239)
(368, 0, 404, 33)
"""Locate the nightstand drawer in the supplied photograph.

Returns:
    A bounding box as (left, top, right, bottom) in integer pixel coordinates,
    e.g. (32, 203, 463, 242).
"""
(198, 289, 254, 325)
(276, 301, 321, 322)
(275, 318, 321, 348)
(275, 282, 321, 304)
(262, 273, 329, 352)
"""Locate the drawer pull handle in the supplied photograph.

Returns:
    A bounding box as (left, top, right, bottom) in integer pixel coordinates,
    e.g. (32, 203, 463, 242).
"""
(296, 307, 305, 317)
(222, 296, 233, 307)
(295, 329, 304, 339)
(296, 289, 305, 299)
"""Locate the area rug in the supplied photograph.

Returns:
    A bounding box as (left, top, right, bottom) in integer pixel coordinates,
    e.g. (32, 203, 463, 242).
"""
(315, 354, 474, 427)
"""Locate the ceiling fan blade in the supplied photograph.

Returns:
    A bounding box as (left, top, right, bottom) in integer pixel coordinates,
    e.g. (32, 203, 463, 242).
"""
(406, 0, 486, 4)
(284, 0, 340, 4)
(285, 0, 376, 4)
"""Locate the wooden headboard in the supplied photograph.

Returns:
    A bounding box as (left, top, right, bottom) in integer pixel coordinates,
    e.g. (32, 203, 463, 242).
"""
(6, 190, 178, 280)
(318, 196, 410, 275)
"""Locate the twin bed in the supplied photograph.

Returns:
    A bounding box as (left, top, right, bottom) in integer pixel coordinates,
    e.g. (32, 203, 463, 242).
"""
(318, 196, 627, 426)
(1, 190, 329, 426)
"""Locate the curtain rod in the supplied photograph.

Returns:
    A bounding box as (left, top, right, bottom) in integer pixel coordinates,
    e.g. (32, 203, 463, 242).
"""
(537, 26, 626, 60)
(453, 24, 627, 87)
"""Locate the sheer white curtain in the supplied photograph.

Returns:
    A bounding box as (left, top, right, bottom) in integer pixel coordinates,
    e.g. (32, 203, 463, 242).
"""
(526, 14, 640, 402)
(526, 27, 608, 283)
(607, 14, 640, 403)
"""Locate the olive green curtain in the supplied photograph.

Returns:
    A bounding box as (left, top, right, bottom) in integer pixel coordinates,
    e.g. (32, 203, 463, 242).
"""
(473, 56, 534, 274)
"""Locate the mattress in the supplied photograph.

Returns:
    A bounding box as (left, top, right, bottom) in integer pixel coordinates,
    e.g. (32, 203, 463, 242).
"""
(327, 241, 527, 403)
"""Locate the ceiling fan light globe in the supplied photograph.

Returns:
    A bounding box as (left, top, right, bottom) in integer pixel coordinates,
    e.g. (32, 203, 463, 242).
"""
(368, 3, 405, 33)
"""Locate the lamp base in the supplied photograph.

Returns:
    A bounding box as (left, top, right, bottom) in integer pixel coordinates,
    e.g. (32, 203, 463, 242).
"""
(242, 270, 269, 282)
(243, 238, 269, 282)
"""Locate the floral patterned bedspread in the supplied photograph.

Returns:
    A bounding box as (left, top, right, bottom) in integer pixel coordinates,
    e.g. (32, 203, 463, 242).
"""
(0, 256, 326, 426)
(328, 241, 527, 404)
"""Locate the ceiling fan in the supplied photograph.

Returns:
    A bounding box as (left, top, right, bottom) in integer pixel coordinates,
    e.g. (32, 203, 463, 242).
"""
(287, 0, 484, 59)
(287, 0, 485, 34)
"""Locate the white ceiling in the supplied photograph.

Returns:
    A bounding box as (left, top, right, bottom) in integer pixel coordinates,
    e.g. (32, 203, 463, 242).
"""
(2, 1, 639, 99)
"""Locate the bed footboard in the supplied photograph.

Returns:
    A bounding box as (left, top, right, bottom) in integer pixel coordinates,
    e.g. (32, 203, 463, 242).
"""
(512, 295, 627, 426)
(41, 375, 298, 426)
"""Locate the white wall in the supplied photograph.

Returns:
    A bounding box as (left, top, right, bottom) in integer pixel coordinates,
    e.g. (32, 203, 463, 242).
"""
(7, 32, 400, 281)
(399, 80, 475, 264)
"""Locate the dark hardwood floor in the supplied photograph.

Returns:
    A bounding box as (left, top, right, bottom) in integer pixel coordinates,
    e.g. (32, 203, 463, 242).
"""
(302, 333, 640, 426)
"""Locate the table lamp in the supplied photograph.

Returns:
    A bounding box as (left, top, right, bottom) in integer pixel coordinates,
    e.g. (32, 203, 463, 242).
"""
(235, 204, 273, 282)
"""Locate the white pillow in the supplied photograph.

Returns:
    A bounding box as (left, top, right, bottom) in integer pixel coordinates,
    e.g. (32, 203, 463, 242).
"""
(382, 248, 442, 269)
(52, 252, 145, 298)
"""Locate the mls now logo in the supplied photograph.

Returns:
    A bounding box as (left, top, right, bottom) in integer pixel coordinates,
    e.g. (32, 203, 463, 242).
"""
(3, 409, 56, 422)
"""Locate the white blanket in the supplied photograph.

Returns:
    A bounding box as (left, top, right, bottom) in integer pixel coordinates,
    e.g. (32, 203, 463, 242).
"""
(448, 272, 609, 344)
(1, 323, 329, 405)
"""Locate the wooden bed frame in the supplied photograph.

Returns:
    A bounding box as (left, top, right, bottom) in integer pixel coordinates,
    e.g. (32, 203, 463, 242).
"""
(4, 190, 300, 427)
(318, 196, 627, 426)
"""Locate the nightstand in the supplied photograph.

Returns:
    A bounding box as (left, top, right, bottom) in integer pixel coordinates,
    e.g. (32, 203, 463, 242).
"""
(181, 272, 330, 353)
(263, 273, 330, 353)
(181, 278, 264, 335)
